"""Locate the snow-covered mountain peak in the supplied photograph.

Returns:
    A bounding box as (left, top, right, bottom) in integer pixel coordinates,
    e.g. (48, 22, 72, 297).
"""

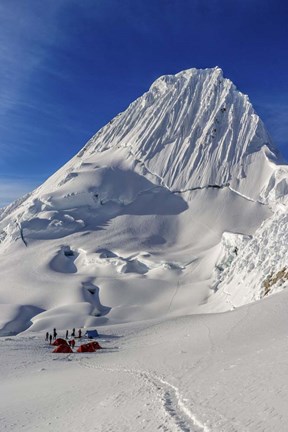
(78, 67, 284, 203)
(0, 67, 287, 334)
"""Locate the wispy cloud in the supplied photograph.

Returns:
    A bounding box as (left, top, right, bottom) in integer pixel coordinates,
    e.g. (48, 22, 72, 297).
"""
(0, 1, 70, 154)
(0, 175, 42, 208)
(0, 0, 89, 98)
(0, 0, 99, 164)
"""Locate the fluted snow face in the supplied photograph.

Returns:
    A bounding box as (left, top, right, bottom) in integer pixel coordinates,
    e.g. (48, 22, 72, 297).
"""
(82, 67, 277, 197)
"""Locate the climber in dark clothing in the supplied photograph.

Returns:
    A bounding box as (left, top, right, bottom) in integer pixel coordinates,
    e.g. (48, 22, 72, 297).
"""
(49, 334, 52, 344)
(45, 332, 49, 341)
(53, 328, 57, 340)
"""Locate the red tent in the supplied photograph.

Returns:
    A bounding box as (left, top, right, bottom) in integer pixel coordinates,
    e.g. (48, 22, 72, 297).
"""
(91, 341, 102, 350)
(77, 342, 102, 353)
(53, 344, 73, 353)
(52, 338, 68, 346)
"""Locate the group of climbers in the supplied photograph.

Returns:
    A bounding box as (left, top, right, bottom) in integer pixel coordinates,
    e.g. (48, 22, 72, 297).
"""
(65, 328, 82, 339)
(45, 327, 58, 344)
(45, 327, 82, 345)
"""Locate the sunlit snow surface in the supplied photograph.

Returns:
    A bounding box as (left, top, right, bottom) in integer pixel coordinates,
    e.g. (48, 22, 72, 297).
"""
(0, 67, 287, 431)
(1, 291, 288, 432)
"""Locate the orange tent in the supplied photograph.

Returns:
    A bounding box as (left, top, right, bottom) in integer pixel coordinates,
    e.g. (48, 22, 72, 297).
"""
(77, 342, 102, 353)
(90, 341, 102, 350)
(53, 344, 73, 353)
(52, 338, 68, 346)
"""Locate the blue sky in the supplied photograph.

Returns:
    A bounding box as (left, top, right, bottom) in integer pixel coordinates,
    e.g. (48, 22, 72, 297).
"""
(0, 0, 287, 206)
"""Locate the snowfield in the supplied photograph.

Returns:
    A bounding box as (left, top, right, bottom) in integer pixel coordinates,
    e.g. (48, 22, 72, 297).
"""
(0, 67, 287, 431)
(2, 291, 288, 432)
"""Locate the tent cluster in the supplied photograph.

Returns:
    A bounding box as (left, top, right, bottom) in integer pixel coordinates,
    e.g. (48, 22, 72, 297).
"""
(51, 336, 102, 354)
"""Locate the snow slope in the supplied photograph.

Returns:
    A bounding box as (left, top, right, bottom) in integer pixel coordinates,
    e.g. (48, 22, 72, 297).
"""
(2, 289, 288, 432)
